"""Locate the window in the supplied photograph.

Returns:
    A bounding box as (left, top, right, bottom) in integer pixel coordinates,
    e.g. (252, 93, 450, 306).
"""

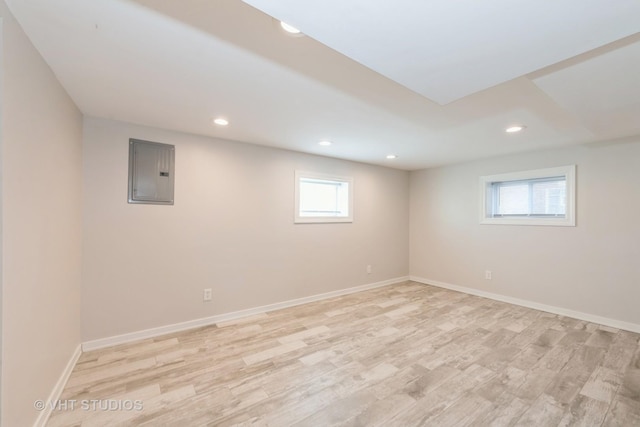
(295, 171, 353, 223)
(480, 165, 575, 226)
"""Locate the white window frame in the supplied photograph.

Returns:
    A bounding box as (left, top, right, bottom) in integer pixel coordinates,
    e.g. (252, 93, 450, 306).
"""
(480, 165, 576, 227)
(295, 170, 353, 224)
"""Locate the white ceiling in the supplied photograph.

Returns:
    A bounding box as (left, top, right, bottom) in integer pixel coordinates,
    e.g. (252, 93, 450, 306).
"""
(5, 0, 640, 170)
(243, 0, 640, 105)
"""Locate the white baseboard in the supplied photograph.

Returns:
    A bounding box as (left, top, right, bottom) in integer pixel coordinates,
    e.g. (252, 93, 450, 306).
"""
(82, 276, 409, 351)
(33, 344, 82, 427)
(410, 276, 640, 334)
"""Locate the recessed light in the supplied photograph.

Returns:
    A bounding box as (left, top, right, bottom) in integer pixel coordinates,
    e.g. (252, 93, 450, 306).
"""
(213, 118, 229, 126)
(280, 21, 301, 34)
(505, 125, 526, 133)
(318, 140, 332, 146)
(386, 154, 398, 159)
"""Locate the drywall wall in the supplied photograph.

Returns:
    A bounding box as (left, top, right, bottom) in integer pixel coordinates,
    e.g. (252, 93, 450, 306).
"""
(82, 117, 409, 341)
(0, 13, 4, 421)
(1, 1, 83, 426)
(410, 138, 640, 327)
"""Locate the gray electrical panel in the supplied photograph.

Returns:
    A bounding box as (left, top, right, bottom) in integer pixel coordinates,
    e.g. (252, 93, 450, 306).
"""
(128, 139, 175, 205)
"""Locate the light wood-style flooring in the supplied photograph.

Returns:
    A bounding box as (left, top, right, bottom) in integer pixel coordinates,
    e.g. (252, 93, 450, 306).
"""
(48, 282, 640, 426)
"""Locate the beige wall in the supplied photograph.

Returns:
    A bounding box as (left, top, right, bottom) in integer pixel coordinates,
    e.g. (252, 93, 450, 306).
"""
(410, 139, 640, 327)
(82, 118, 409, 341)
(1, 1, 83, 426)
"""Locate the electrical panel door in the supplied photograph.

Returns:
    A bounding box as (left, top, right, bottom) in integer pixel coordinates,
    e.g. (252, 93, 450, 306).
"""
(128, 139, 175, 205)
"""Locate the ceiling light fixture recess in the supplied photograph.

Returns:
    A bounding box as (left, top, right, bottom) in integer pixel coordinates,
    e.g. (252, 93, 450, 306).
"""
(386, 154, 398, 159)
(213, 118, 229, 126)
(318, 140, 332, 146)
(280, 21, 301, 34)
(505, 125, 526, 133)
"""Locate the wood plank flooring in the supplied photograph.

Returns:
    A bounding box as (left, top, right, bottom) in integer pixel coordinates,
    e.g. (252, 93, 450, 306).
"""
(47, 282, 640, 426)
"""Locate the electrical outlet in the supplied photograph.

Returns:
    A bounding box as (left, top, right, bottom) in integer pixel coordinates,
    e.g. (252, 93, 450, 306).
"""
(485, 270, 492, 280)
(203, 288, 212, 302)
(366, 265, 372, 274)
